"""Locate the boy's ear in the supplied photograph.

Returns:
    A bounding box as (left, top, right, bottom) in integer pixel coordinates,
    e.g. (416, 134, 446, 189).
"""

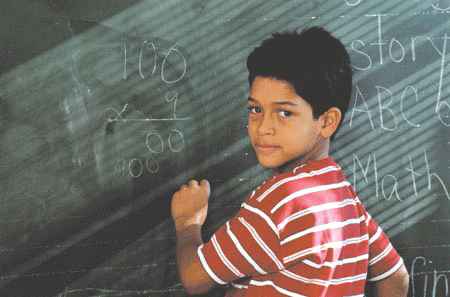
(319, 107, 342, 138)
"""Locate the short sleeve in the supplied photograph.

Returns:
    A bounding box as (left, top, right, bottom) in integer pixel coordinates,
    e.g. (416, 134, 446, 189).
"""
(197, 201, 284, 285)
(366, 213, 404, 281)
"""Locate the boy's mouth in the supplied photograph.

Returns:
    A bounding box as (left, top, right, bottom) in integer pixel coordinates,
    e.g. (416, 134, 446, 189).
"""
(254, 142, 279, 154)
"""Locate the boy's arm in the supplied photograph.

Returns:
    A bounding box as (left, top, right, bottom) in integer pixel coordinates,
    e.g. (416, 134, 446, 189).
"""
(372, 264, 409, 297)
(171, 180, 218, 295)
(367, 263, 409, 297)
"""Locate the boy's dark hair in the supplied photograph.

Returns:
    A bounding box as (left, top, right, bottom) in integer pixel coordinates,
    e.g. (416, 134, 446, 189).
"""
(246, 27, 353, 140)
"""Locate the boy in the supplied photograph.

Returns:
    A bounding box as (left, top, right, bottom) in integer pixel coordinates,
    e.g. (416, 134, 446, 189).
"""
(171, 27, 409, 296)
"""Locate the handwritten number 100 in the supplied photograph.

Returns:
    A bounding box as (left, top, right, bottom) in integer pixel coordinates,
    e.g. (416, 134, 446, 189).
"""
(123, 41, 187, 83)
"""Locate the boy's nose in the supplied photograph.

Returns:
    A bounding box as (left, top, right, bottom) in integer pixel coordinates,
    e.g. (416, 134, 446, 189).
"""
(257, 114, 275, 135)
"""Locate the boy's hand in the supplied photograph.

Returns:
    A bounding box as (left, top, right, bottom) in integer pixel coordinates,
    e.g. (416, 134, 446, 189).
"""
(171, 180, 210, 231)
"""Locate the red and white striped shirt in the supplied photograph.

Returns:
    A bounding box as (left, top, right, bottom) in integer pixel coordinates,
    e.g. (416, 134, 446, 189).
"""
(198, 158, 403, 296)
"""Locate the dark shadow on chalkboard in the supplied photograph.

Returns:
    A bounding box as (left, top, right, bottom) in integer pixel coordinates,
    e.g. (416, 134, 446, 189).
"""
(0, 162, 239, 296)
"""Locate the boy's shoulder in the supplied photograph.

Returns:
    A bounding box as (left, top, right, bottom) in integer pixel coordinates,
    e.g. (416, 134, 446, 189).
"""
(266, 157, 341, 189)
(247, 157, 345, 210)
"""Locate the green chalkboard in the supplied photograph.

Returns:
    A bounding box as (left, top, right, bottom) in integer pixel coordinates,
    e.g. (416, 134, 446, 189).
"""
(1, 0, 449, 296)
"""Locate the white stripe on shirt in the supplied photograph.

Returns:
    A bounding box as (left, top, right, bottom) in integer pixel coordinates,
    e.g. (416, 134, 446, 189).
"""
(257, 166, 340, 202)
(369, 226, 382, 245)
(281, 217, 363, 245)
(250, 280, 308, 297)
(242, 202, 280, 238)
(277, 198, 357, 230)
(280, 269, 329, 286)
(284, 235, 369, 263)
(211, 234, 245, 278)
(368, 243, 393, 266)
(238, 217, 285, 270)
(302, 253, 369, 269)
(368, 258, 404, 281)
(225, 221, 267, 275)
(197, 245, 227, 285)
(281, 269, 367, 286)
(271, 181, 351, 213)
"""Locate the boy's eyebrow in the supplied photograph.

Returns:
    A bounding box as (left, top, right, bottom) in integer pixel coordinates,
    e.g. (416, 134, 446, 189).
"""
(247, 97, 299, 106)
(273, 101, 299, 107)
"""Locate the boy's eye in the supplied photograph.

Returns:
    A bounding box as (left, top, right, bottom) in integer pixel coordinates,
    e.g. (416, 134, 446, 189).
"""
(279, 110, 293, 117)
(248, 106, 261, 114)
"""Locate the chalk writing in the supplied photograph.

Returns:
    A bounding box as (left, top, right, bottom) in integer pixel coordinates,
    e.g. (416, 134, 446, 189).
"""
(381, 174, 401, 201)
(112, 128, 185, 178)
(115, 156, 160, 177)
(139, 41, 157, 79)
(353, 150, 450, 201)
(107, 40, 190, 179)
(146, 130, 185, 154)
(146, 130, 164, 154)
(106, 40, 190, 179)
(106, 90, 189, 124)
(375, 86, 397, 131)
(127, 155, 161, 177)
(146, 155, 160, 173)
(166, 91, 179, 120)
(411, 256, 450, 297)
(350, 13, 450, 127)
(350, 13, 449, 67)
(106, 102, 190, 122)
(353, 153, 379, 198)
(401, 86, 421, 127)
(161, 44, 187, 83)
(437, 100, 450, 126)
(350, 86, 375, 131)
(344, 0, 361, 7)
(168, 129, 185, 153)
(123, 42, 127, 80)
(431, 2, 450, 13)
(123, 40, 187, 83)
(350, 83, 446, 131)
(128, 157, 145, 178)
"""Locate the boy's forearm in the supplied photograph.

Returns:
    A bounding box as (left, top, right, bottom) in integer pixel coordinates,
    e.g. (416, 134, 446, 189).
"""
(175, 224, 216, 295)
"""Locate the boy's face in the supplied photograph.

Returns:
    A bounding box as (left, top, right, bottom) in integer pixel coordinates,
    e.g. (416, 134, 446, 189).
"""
(248, 76, 328, 174)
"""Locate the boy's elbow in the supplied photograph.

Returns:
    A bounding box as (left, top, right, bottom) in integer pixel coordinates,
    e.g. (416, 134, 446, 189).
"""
(180, 276, 215, 295)
(179, 265, 217, 295)
(183, 285, 209, 295)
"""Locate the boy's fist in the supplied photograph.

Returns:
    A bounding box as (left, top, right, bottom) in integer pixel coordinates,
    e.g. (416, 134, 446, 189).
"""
(171, 179, 211, 231)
